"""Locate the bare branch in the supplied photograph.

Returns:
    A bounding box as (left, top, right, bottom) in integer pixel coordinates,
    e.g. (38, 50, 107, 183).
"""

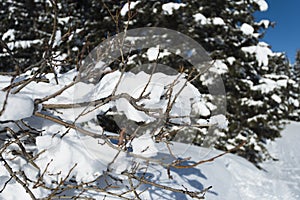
(0, 154, 37, 200)
(122, 171, 209, 199)
(34, 80, 78, 104)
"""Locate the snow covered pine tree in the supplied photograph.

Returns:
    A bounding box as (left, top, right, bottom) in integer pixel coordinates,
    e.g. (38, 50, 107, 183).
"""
(115, 0, 294, 164)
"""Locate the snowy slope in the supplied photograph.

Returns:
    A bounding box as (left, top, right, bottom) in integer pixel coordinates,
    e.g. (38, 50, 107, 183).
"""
(1, 122, 299, 199)
(260, 121, 300, 200)
(201, 121, 300, 200)
(153, 121, 300, 200)
(82, 121, 300, 200)
(159, 120, 300, 200)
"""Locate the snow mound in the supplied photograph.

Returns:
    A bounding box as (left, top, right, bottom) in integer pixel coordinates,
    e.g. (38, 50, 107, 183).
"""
(0, 91, 34, 121)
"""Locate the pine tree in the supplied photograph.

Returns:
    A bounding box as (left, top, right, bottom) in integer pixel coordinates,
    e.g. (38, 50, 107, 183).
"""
(295, 50, 300, 80)
(289, 50, 300, 121)
(120, 0, 292, 164)
(0, 0, 118, 73)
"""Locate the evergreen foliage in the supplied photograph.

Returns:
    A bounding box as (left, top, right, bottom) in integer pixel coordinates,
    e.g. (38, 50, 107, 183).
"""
(289, 50, 300, 121)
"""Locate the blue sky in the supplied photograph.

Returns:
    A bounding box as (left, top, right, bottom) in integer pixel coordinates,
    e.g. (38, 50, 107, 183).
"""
(255, 0, 300, 64)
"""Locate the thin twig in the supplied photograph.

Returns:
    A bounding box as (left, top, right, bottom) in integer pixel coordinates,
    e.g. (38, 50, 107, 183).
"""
(0, 176, 13, 193)
(0, 154, 37, 200)
(122, 171, 208, 199)
(0, 77, 14, 117)
(139, 47, 160, 98)
(34, 80, 78, 104)
(6, 127, 40, 171)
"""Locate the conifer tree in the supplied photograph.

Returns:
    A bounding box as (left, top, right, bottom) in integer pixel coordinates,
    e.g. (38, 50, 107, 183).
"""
(289, 50, 300, 121)
(120, 0, 292, 164)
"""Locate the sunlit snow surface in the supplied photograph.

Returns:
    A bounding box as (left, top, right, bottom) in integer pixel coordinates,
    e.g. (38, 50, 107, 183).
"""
(260, 121, 300, 199)
(0, 91, 34, 121)
(1, 118, 299, 199)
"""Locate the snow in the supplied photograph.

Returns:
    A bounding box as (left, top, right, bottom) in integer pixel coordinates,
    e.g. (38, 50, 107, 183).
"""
(52, 30, 62, 47)
(196, 114, 228, 129)
(271, 94, 282, 103)
(261, 121, 300, 199)
(146, 46, 160, 61)
(242, 42, 273, 66)
(35, 128, 117, 182)
(212, 17, 225, 25)
(241, 97, 264, 106)
(193, 13, 207, 25)
(209, 114, 229, 129)
(116, 97, 152, 122)
(252, 77, 287, 94)
(289, 97, 299, 107)
(253, 0, 268, 11)
(240, 23, 254, 35)
(131, 133, 158, 157)
(144, 45, 171, 62)
(120, 1, 140, 16)
(7, 39, 42, 50)
(276, 79, 288, 87)
(83, 70, 208, 125)
(94, 60, 106, 69)
(1, 116, 300, 199)
(0, 76, 11, 87)
(58, 16, 71, 25)
(0, 66, 222, 126)
(2, 29, 15, 41)
(247, 114, 267, 122)
(162, 2, 186, 15)
(0, 91, 34, 121)
(192, 101, 210, 117)
(211, 60, 228, 74)
(100, 121, 300, 199)
(227, 56, 236, 65)
(257, 19, 270, 28)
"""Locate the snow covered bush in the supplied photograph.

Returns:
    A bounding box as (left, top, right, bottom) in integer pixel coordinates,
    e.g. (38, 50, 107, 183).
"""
(0, 58, 217, 199)
(0, 1, 229, 197)
(0, 40, 227, 199)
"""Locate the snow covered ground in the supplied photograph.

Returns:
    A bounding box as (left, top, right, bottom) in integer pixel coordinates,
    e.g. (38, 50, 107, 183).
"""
(107, 121, 300, 200)
(146, 121, 300, 200)
(260, 121, 300, 200)
(1, 121, 299, 199)
(200, 121, 300, 200)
